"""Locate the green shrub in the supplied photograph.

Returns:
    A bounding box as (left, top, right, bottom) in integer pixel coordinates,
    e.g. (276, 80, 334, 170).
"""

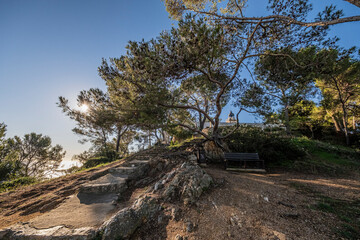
(0, 177, 37, 192)
(82, 156, 113, 169)
(293, 137, 360, 160)
(222, 126, 306, 165)
(0, 159, 20, 181)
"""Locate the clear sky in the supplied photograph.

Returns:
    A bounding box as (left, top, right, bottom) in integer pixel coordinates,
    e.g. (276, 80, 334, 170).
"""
(0, 0, 359, 163)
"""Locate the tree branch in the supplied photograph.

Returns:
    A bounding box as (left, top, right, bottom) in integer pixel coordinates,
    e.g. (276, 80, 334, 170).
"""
(190, 9, 360, 27)
(158, 103, 215, 125)
(176, 122, 211, 140)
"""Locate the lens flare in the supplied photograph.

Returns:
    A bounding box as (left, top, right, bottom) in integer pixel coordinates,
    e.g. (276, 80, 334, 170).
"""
(80, 104, 89, 113)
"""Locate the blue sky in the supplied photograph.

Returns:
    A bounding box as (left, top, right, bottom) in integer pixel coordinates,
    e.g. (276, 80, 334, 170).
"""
(0, 0, 359, 162)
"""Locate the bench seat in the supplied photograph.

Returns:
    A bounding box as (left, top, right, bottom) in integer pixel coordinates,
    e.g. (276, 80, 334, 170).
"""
(224, 152, 265, 172)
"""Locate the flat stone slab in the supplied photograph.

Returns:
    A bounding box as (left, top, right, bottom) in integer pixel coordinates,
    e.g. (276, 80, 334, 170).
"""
(125, 160, 150, 166)
(29, 192, 118, 229)
(1, 224, 96, 240)
(80, 173, 128, 193)
(226, 168, 266, 173)
(109, 166, 137, 175)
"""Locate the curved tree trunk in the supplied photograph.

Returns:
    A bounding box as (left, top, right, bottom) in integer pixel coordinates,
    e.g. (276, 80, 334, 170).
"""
(115, 129, 121, 153)
(353, 116, 356, 131)
(345, 0, 360, 8)
(342, 104, 350, 145)
(284, 105, 291, 135)
(330, 114, 342, 132)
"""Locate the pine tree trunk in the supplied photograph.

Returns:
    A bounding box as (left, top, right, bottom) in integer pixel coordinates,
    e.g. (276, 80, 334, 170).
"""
(115, 129, 121, 153)
(330, 114, 341, 132)
(284, 106, 291, 135)
(353, 116, 356, 131)
(341, 104, 350, 145)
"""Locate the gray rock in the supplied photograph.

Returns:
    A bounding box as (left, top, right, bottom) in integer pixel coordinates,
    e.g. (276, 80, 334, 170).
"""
(101, 196, 161, 240)
(174, 234, 183, 240)
(185, 221, 194, 233)
(0, 223, 96, 240)
(154, 181, 163, 191)
(170, 207, 181, 221)
(188, 154, 197, 162)
(79, 173, 128, 194)
(162, 162, 213, 205)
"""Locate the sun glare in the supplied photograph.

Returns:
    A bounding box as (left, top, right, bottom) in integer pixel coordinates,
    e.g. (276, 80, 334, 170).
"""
(80, 104, 89, 113)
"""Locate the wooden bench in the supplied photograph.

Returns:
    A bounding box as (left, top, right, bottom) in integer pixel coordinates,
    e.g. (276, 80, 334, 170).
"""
(224, 153, 265, 173)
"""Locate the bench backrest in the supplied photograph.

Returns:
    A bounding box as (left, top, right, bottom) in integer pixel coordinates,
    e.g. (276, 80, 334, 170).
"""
(224, 153, 259, 160)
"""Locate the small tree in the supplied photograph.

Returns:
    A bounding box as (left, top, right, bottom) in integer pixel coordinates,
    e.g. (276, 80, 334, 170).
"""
(239, 47, 318, 134)
(58, 88, 133, 156)
(179, 74, 231, 130)
(0, 123, 20, 181)
(100, 16, 238, 147)
(316, 49, 360, 145)
(7, 133, 65, 178)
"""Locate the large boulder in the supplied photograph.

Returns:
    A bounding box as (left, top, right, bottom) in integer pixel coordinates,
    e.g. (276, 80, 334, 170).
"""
(161, 162, 213, 205)
(100, 196, 161, 240)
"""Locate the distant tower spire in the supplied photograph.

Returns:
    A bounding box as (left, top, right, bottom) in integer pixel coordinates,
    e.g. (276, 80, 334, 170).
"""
(226, 111, 236, 123)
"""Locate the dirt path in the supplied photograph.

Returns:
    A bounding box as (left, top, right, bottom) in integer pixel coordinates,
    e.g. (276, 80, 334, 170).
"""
(156, 167, 360, 240)
(0, 160, 130, 229)
(2, 143, 359, 239)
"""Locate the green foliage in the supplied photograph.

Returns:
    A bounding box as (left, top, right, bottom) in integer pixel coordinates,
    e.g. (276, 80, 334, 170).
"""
(0, 123, 20, 181)
(74, 146, 120, 169)
(315, 48, 360, 145)
(82, 156, 114, 169)
(6, 133, 65, 178)
(239, 47, 319, 134)
(222, 126, 306, 164)
(58, 88, 134, 155)
(0, 177, 37, 192)
(1, 125, 65, 180)
(291, 137, 360, 174)
(168, 126, 193, 144)
(293, 137, 360, 161)
(99, 15, 233, 143)
(223, 127, 360, 173)
(0, 159, 20, 181)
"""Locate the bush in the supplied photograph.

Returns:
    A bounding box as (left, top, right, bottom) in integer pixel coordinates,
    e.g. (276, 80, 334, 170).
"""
(82, 156, 113, 169)
(0, 177, 37, 192)
(0, 159, 20, 181)
(222, 126, 306, 165)
(293, 137, 360, 159)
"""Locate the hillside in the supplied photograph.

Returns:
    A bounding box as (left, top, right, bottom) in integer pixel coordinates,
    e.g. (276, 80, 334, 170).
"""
(0, 141, 359, 239)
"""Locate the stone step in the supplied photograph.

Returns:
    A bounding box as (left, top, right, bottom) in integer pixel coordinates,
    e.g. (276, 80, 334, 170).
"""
(134, 156, 151, 160)
(127, 159, 150, 166)
(120, 161, 150, 180)
(79, 173, 128, 194)
(109, 166, 137, 175)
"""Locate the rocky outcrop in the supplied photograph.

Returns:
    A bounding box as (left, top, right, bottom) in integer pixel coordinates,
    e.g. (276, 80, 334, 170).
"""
(156, 162, 213, 205)
(99, 161, 213, 239)
(100, 196, 161, 240)
(0, 145, 213, 240)
(0, 224, 96, 240)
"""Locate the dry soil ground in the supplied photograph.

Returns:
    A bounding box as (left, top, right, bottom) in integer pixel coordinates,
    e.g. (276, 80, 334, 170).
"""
(134, 166, 360, 240)
(1, 157, 360, 239)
